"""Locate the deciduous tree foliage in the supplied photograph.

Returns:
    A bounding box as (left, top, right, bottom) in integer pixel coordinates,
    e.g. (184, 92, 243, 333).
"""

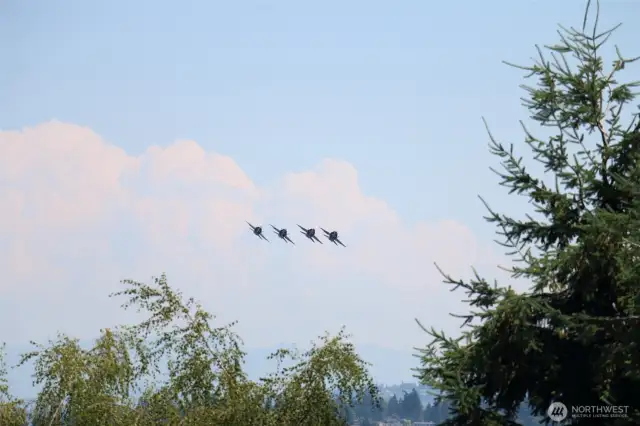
(417, 2, 640, 425)
(0, 345, 28, 426)
(0, 274, 380, 425)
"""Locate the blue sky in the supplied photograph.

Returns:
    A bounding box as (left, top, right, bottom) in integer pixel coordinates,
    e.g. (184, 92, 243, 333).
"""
(1, 0, 639, 393)
(2, 0, 637, 228)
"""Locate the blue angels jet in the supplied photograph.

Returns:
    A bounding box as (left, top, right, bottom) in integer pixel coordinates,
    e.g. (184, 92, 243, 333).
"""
(321, 228, 346, 247)
(271, 225, 295, 245)
(298, 225, 323, 243)
(246, 222, 269, 242)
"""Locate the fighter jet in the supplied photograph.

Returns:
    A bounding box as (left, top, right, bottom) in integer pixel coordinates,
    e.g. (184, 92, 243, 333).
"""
(298, 225, 323, 243)
(271, 225, 295, 245)
(246, 222, 269, 242)
(321, 228, 346, 247)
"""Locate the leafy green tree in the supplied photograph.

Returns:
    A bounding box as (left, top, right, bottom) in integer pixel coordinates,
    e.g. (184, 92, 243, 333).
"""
(416, 1, 640, 425)
(7, 273, 379, 425)
(259, 330, 380, 425)
(0, 344, 27, 426)
(21, 330, 135, 426)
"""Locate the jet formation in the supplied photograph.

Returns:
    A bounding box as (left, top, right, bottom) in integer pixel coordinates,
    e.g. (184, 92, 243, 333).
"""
(246, 222, 346, 247)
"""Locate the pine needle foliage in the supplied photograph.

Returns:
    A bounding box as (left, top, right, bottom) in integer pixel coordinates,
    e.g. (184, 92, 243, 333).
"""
(416, 1, 640, 425)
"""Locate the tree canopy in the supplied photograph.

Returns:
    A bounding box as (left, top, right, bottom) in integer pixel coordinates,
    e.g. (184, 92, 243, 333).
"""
(417, 1, 640, 425)
(0, 274, 380, 425)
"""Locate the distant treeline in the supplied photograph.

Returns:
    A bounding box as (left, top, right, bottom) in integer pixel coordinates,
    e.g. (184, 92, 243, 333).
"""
(342, 389, 543, 425)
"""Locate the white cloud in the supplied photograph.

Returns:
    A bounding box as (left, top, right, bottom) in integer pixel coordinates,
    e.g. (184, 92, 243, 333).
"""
(0, 121, 504, 350)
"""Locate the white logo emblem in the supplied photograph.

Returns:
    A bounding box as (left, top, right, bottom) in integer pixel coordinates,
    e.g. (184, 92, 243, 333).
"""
(548, 401, 568, 422)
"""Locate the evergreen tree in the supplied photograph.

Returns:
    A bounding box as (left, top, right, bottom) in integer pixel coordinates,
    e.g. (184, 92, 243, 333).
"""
(400, 389, 423, 421)
(387, 394, 400, 417)
(353, 391, 385, 421)
(424, 400, 451, 424)
(417, 1, 640, 425)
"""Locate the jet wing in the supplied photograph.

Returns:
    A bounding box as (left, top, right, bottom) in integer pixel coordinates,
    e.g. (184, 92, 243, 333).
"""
(297, 224, 307, 232)
(285, 236, 295, 245)
(313, 235, 323, 244)
(321, 228, 330, 235)
(246, 221, 255, 230)
(260, 234, 270, 242)
(336, 239, 346, 247)
(270, 225, 279, 232)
